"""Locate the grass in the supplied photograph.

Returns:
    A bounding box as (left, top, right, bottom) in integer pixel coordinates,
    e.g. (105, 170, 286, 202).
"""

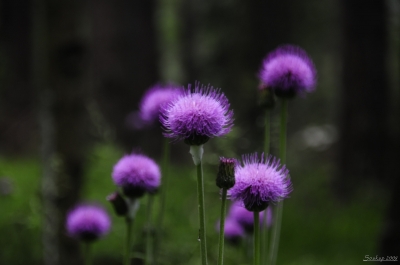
(0, 143, 387, 264)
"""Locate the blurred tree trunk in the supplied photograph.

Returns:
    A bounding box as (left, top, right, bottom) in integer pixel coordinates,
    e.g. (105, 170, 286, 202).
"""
(0, 0, 36, 155)
(336, 0, 389, 197)
(378, 0, 400, 256)
(91, 0, 160, 152)
(379, 174, 400, 255)
(338, 0, 400, 255)
(33, 0, 92, 264)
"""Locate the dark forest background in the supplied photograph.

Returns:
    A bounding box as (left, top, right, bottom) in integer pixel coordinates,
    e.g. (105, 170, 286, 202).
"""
(0, 0, 399, 264)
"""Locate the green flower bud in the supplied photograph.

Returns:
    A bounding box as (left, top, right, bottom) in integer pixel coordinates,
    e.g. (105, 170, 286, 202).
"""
(216, 157, 237, 189)
(106, 191, 128, 216)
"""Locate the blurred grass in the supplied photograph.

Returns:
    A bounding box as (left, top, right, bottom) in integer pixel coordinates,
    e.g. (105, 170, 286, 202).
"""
(0, 143, 387, 265)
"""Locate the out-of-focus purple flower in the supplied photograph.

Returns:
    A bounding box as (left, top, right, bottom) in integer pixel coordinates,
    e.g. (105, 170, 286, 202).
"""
(160, 82, 234, 146)
(259, 45, 317, 98)
(216, 218, 245, 244)
(228, 153, 292, 212)
(112, 154, 161, 198)
(66, 204, 111, 242)
(139, 83, 183, 124)
(227, 201, 272, 233)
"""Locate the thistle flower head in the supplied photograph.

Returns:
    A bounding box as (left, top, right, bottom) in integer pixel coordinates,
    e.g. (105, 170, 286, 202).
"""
(216, 157, 237, 189)
(259, 45, 317, 98)
(160, 82, 234, 146)
(112, 153, 161, 198)
(228, 153, 292, 212)
(139, 83, 183, 124)
(227, 201, 272, 233)
(66, 204, 111, 242)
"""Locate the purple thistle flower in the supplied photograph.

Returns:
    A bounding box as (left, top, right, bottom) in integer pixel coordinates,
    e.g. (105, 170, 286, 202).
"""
(66, 204, 111, 242)
(112, 153, 161, 198)
(227, 201, 273, 233)
(160, 82, 234, 146)
(139, 83, 183, 124)
(259, 45, 317, 98)
(216, 218, 245, 244)
(228, 153, 292, 212)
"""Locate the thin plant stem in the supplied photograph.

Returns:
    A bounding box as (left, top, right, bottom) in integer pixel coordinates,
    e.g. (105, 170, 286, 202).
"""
(196, 160, 208, 265)
(154, 138, 170, 263)
(146, 195, 154, 265)
(269, 99, 288, 265)
(261, 210, 269, 265)
(254, 211, 261, 265)
(83, 242, 92, 265)
(217, 188, 228, 265)
(262, 109, 271, 265)
(125, 217, 134, 265)
(242, 235, 249, 259)
(264, 110, 270, 154)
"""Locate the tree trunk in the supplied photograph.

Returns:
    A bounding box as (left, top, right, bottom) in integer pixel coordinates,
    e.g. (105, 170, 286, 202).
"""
(0, 0, 35, 155)
(91, 0, 159, 151)
(336, 0, 389, 197)
(33, 0, 92, 264)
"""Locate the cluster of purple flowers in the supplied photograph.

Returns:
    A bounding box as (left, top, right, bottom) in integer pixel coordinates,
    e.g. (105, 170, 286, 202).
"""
(65, 152, 161, 243)
(63, 43, 316, 265)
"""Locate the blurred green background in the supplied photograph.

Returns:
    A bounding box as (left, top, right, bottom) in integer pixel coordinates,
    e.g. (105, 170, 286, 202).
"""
(0, 0, 399, 264)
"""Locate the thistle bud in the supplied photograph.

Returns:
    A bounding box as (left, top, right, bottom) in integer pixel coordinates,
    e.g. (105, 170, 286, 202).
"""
(216, 157, 237, 189)
(107, 191, 128, 216)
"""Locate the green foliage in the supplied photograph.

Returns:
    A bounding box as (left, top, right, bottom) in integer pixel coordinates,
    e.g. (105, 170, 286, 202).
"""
(0, 144, 387, 264)
(0, 157, 42, 265)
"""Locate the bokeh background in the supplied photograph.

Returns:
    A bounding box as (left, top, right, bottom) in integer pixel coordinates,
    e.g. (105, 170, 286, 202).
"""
(0, 0, 399, 264)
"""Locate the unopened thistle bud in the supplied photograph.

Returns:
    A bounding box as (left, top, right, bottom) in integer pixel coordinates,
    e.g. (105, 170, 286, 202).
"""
(107, 191, 128, 216)
(216, 157, 237, 189)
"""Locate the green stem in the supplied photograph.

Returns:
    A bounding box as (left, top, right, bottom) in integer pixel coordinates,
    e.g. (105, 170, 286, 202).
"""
(261, 209, 269, 265)
(154, 138, 170, 263)
(125, 217, 134, 265)
(83, 242, 92, 265)
(196, 160, 208, 265)
(254, 211, 260, 265)
(217, 188, 228, 265)
(262, 109, 271, 265)
(242, 235, 249, 260)
(146, 195, 154, 265)
(264, 110, 270, 154)
(269, 99, 288, 265)
(279, 99, 288, 164)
